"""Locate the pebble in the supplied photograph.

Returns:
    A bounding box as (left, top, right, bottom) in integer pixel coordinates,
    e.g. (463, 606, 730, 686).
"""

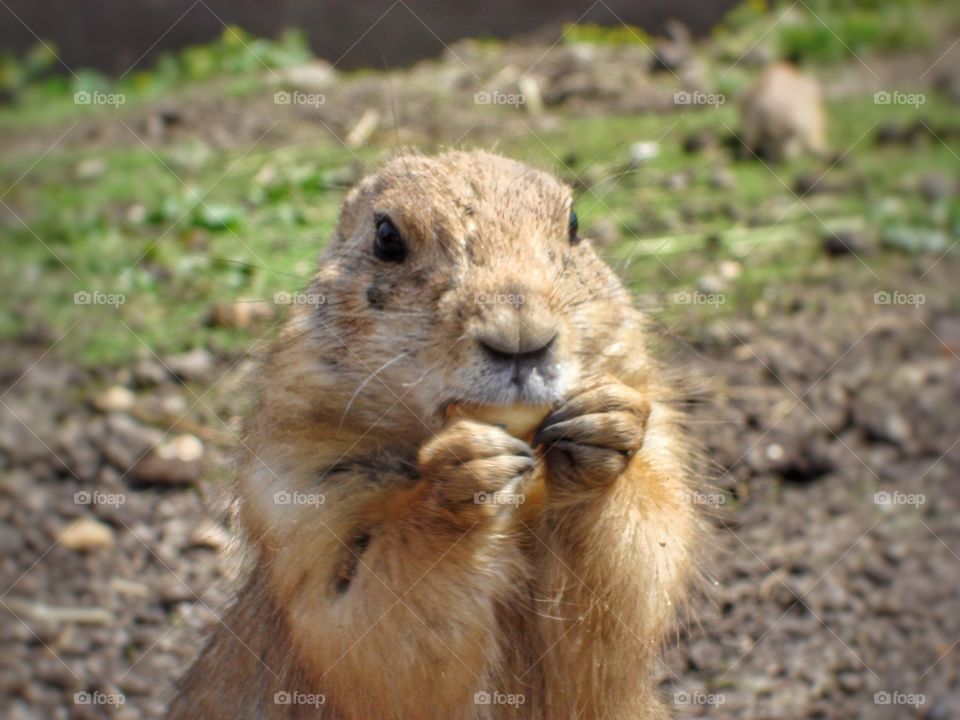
(708, 167, 735, 189)
(279, 60, 336, 90)
(0, 523, 25, 554)
(822, 229, 868, 256)
(164, 348, 214, 381)
(682, 130, 713, 154)
(155, 434, 204, 463)
(882, 542, 909, 564)
(919, 171, 955, 202)
(58, 518, 115, 551)
(132, 359, 169, 387)
(100, 414, 163, 470)
(73, 158, 106, 180)
(629, 141, 659, 163)
(132, 456, 201, 487)
(587, 217, 621, 247)
(207, 300, 272, 330)
(91, 386, 135, 413)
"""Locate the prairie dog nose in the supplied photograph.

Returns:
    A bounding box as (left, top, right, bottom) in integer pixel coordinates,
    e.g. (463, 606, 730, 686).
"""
(476, 297, 558, 363)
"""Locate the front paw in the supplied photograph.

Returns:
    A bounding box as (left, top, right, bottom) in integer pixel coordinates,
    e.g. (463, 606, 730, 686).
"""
(418, 419, 534, 521)
(533, 378, 650, 490)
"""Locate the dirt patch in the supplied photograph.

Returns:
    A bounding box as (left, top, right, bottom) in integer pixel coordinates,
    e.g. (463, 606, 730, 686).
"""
(1, 260, 958, 718)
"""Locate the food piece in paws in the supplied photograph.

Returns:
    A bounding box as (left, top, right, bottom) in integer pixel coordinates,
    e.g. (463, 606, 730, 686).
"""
(447, 403, 552, 439)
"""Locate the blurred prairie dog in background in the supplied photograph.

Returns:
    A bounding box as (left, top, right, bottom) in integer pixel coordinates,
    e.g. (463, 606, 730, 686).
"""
(169, 150, 703, 719)
(741, 61, 827, 161)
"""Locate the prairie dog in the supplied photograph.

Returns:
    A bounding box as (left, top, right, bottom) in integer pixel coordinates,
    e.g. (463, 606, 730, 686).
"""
(169, 150, 702, 719)
(741, 62, 827, 161)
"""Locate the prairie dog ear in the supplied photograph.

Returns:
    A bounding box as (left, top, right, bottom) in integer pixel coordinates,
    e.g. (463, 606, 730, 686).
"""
(446, 403, 553, 440)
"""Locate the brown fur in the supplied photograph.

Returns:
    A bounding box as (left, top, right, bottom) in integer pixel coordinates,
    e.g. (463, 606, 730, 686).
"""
(741, 62, 827, 161)
(169, 150, 703, 719)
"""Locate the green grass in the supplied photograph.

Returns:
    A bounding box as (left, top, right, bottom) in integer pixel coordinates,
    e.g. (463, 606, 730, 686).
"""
(3, 41, 959, 365)
(2, 134, 368, 363)
(717, 0, 942, 64)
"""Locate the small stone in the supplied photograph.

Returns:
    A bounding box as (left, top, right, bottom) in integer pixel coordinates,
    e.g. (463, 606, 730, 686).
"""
(883, 542, 909, 564)
(108, 577, 151, 598)
(708, 167, 735, 189)
(91, 386, 135, 413)
(517, 76, 544, 115)
(629, 141, 660, 164)
(345, 108, 380, 149)
(919, 172, 956, 202)
(682, 130, 713, 154)
(793, 172, 825, 196)
(132, 358, 168, 386)
(59, 518, 115, 551)
(161, 394, 188, 416)
(0, 524, 24, 554)
(697, 274, 726, 294)
(125, 204, 147, 224)
(837, 672, 864, 693)
(662, 172, 691, 190)
(280, 60, 336, 90)
(873, 413, 912, 449)
(100, 413, 163, 470)
(133, 455, 201, 487)
(875, 122, 906, 146)
(588, 217, 621, 247)
(156, 434, 204, 463)
(74, 158, 106, 180)
(165, 348, 214, 381)
(765, 443, 785, 462)
(208, 300, 272, 330)
(822, 229, 868, 256)
(718, 260, 741, 281)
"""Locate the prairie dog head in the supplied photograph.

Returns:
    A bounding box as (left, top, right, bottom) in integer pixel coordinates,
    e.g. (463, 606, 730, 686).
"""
(275, 150, 647, 447)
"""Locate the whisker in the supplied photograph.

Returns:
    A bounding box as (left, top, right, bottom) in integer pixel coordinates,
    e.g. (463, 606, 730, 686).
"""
(339, 351, 410, 429)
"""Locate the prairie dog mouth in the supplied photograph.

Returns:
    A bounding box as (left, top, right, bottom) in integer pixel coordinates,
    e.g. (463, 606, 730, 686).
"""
(446, 402, 553, 439)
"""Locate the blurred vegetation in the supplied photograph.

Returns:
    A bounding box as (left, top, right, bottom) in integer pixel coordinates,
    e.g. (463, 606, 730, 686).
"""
(1, 2, 958, 365)
(0, 27, 311, 126)
(561, 22, 651, 46)
(718, 0, 944, 63)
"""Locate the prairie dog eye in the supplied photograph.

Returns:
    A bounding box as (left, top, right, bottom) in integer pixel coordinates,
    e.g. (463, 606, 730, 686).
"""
(568, 209, 580, 244)
(373, 216, 408, 263)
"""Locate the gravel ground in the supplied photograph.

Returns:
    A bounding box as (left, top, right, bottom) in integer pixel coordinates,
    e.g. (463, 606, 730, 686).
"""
(660, 282, 960, 719)
(1, 264, 957, 719)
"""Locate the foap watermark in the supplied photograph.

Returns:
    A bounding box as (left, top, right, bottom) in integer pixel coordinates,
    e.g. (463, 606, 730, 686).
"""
(474, 90, 526, 108)
(674, 90, 725, 108)
(74, 490, 125, 508)
(74, 691, 125, 707)
(274, 90, 326, 108)
(673, 290, 725, 308)
(682, 489, 727, 508)
(474, 691, 526, 707)
(873, 90, 925, 108)
(474, 490, 525, 508)
(874, 291, 924, 307)
(674, 691, 726, 707)
(74, 291, 125, 308)
(874, 491, 925, 508)
(274, 691, 325, 707)
(273, 490, 326, 507)
(274, 291, 326, 307)
(475, 292, 525, 307)
(874, 691, 925, 708)
(74, 90, 125, 107)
